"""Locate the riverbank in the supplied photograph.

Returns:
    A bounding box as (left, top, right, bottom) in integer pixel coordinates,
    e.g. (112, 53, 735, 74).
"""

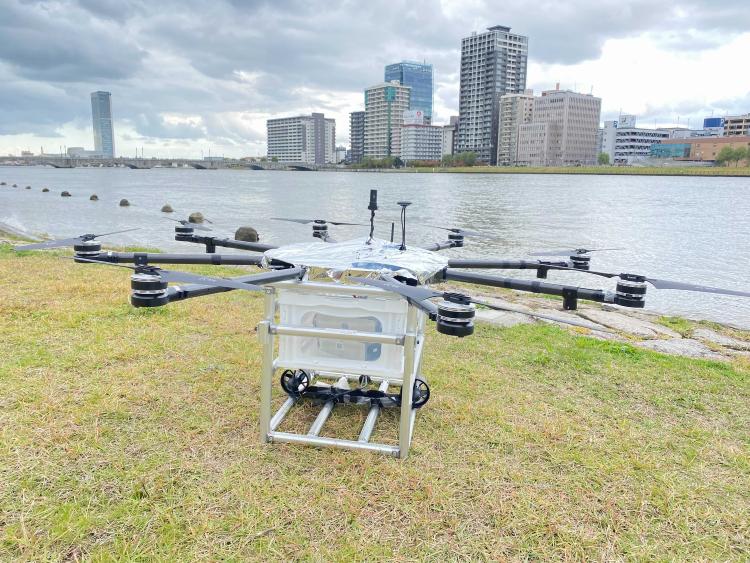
(350, 165, 750, 177)
(2, 239, 749, 560)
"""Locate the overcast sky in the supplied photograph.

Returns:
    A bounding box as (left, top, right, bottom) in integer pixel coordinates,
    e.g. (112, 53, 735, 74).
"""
(1, 0, 748, 158)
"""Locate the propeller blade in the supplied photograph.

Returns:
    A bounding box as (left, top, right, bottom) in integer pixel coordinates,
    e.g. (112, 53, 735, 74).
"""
(271, 217, 364, 226)
(427, 225, 484, 237)
(15, 237, 84, 251)
(529, 247, 624, 256)
(644, 277, 750, 298)
(471, 299, 612, 332)
(93, 227, 141, 238)
(164, 217, 212, 231)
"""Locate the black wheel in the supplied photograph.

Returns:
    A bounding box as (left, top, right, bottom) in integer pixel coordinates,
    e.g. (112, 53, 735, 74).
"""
(412, 378, 430, 408)
(280, 369, 310, 396)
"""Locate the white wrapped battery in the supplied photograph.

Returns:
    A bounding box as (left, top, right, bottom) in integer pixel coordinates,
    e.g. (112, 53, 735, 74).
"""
(276, 287, 410, 380)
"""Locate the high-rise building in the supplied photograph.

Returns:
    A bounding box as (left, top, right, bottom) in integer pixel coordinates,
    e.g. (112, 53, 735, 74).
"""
(349, 111, 365, 163)
(496, 90, 534, 166)
(90, 91, 115, 158)
(457, 25, 528, 164)
(385, 61, 434, 120)
(400, 110, 443, 162)
(517, 89, 601, 166)
(723, 114, 750, 136)
(442, 124, 456, 157)
(600, 116, 669, 165)
(266, 112, 335, 164)
(364, 81, 411, 159)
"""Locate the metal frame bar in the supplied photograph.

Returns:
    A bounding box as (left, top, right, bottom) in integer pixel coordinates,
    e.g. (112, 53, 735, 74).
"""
(258, 281, 426, 458)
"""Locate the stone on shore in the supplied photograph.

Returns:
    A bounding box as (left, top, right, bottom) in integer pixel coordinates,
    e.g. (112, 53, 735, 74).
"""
(12, 183, 17, 187)
(42, 188, 49, 192)
(188, 212, 205, 223)
(234, 226, 259, 242)
(636, 338, 725, 360)
(119, 199, 130, 207)
(61, 191, 72, 197)
(578, 309, 681, 339)
(474, 308, 532, 327)
(161, 204, 174, 213)
(90, 194, 98, 201)
(25, 186, 31, 190)
(692, 328, 750, 351)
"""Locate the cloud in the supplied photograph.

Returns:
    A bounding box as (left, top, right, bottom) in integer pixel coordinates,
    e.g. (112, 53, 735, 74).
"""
(0, 0, 748, 157)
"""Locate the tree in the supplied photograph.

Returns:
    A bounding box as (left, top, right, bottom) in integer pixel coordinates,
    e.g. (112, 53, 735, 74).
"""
(598, 152, 610, 165)
(271, 156, 278, 162)
(715, 146, 737, 167)
(733, 146, 748, 167)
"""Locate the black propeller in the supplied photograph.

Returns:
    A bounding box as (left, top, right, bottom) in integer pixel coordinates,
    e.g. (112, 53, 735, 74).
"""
(271, 217, 365, 226)
(165, 217, 212, 231)
(69, 257, 265, 292)
(348, 276, 610, 332)
(427, 225, 486, 237)
(529, 247, 624, 256)
(541, 264, 750, 298)
(14, 228, 140, 251)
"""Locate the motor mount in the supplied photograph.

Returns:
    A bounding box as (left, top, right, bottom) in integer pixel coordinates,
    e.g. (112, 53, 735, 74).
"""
(130, 271, 169, 307)
(174, 224, 194, 241)
(436, 293, 475, 337)
(448, 232, 464, 248)
(614, 274, 647, 308)
(312, 222, 328, 240)
(570, 254, 591, 270)
(73, 240, 102, 259)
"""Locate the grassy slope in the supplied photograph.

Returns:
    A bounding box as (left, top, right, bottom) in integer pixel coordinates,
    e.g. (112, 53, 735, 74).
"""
(1, 245, 749, 560)
(391, 166, 750, 176)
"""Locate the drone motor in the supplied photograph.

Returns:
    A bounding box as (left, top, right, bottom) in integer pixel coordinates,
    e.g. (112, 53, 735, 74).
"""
(613, 275, 647, 308)
(130, 271, 170, 307)
(436, 293, 475, 337)
(448, 232, 464, 248)
(570, 254, 591, 270)
(73, 240, 102, 259)
(312, 222, 328, 240)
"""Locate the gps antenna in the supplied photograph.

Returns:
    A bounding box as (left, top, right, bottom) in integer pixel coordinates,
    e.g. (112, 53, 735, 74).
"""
(367, 189, 378, 244)
(397, 201, 412, 251)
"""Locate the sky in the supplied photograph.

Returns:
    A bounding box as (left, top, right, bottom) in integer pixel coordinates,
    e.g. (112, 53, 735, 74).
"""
(1, 0, 748, 158)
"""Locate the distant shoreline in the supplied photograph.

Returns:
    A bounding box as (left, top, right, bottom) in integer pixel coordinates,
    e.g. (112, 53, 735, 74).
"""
(343, 165, 750, 177)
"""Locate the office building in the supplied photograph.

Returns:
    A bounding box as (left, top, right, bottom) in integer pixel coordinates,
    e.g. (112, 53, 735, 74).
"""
(364, 81, 411, 159)
(517, 88, 601, 166)
(90, 91, 115, 158)
(600, 116, 670, 165)
(723, 114, 750, 136)
(456, 25, 528, 164)
(652, 136, 750, 162)
(349, 111, 365, 163)
(703, 117, 725, 136)
(335, 146, 347, 163)
(266, 112, 335, 164)
(385, 61, 434, 120)
(400, 118, 443, 162)
(496, 90, 534, 166)
(442, 124, 456, 157)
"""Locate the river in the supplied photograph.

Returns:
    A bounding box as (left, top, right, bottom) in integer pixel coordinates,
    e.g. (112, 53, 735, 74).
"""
(1, 167, 749, 328)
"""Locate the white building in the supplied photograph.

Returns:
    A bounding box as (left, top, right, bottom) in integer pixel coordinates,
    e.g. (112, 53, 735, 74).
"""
(600, 116, 670, 165)
(364, 81, 411, 159)
(267, 113, 335, 164)
(517, 88, 601, 166)
(441, 124, 456, 157)
(456, 25, 528, 164)
(400, 124, 443, 162)
(496, 90, 534, 166)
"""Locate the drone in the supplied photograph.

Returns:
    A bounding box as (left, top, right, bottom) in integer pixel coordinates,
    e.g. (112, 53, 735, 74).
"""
(14, 190, 750, 459)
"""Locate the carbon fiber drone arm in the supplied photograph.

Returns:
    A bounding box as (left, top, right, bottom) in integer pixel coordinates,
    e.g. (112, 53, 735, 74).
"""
(442, 269, 609, 310)
(423, 240, 459, 251)
(447, 259, 570, 270)
(178, 233, 277, 253)
(91, 251, 265, 266)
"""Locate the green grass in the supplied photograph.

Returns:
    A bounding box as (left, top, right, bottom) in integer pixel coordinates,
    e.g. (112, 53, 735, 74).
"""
(396, 165, 750, 176)
(1, 244, 749, 560)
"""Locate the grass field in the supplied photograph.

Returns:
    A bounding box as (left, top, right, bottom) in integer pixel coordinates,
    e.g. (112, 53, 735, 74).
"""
(1, 243, 749, 560)
(385, 165, 750, 177)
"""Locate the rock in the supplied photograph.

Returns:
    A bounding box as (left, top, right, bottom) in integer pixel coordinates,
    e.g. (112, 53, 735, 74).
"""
(692, 328, 750, 351)
(119, 199, 130, 207)
(188, 212, 204, 223)
(0, 182, 5, 185)
(25, 185, 31, 190)
(90, 194, 98, 201)
(588, 330, 628, 343)
(42, 188, 50, 193)
(577, 309, 680, 339)
(161, 204, 174, 213)
(234, 226, 259, 242)
(61, 191, 72, 197)
(474, 309, 532, 328)
(12, 183, 17, 187)
(636, 339, 726, 360)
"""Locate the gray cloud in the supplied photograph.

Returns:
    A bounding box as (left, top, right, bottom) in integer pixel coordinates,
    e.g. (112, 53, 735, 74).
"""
(0, 0, 748, 149)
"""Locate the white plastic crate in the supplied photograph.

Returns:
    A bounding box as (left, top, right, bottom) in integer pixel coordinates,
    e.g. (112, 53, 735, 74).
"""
(276, 287, 409, 379)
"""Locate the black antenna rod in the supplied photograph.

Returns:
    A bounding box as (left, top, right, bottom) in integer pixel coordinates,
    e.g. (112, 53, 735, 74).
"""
(397, 201, 412, 251)
(367, 189, 378, 244)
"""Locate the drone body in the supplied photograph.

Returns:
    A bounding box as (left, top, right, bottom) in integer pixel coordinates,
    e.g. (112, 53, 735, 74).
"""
(14, 189, 750, 458)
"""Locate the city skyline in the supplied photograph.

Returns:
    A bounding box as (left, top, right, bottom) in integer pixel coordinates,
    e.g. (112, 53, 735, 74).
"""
(1, 1, 749, 158)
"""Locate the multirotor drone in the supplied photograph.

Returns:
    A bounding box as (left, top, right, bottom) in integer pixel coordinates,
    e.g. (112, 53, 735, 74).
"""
(15, 190, 750, 458)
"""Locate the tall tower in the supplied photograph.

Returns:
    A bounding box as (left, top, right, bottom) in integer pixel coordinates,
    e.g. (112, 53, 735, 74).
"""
(363, 82, 411, 159)
(456, 25, 528, 164)
(384, 61, 434, 121)
(90, 91, 115, 158)
(349, 111, 366, 163)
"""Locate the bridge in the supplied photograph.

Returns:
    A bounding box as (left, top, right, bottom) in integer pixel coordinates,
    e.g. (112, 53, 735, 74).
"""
(0, 156, 337, 172)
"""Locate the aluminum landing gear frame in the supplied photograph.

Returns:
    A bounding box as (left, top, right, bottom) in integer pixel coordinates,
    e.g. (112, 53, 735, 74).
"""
(257, 281, 426, 459)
